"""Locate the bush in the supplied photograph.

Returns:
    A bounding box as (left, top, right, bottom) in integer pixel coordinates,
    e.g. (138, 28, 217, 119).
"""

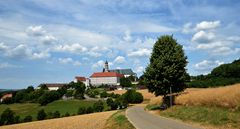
(106, 98, 118, 110)
(23, 115, 32, 122)
(122, 90, 143, 104)
(77, 107, 86, 115)
(38, 91, 61, 106)
(93, 100, 104, 112)
(86, 107, 94, 114)
(0, 108, 15, 125)
(63, 112, 70, 117)
(100, 91, 108, 98)
(53, 111, 60, 118)
(37, 109, 46, 120)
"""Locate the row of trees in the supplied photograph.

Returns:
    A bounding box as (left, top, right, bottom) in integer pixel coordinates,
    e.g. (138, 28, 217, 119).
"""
(188, 59, 240, 88)
(1, 81, 86, 105)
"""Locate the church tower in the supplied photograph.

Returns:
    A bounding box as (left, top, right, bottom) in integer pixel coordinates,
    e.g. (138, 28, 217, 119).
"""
(104, 60, 109, 72)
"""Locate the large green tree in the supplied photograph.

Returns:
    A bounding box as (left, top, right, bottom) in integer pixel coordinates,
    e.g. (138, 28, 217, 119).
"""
(144, 35, 189, 96)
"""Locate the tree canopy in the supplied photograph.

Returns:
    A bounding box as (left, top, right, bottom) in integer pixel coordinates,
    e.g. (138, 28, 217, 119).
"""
(144, 35, 189, 96)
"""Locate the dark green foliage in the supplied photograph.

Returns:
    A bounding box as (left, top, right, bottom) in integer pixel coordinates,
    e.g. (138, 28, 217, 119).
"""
(122, 90, 143, 104)
(38, 91, 61, 106)
(86, 106, 94, 114)
(93, 100, 104, 112)
(37, 109, 46, 120)
(77, 107, 86, 115)
(65, 90, 74, 97)
(14, 115, 20, 123)
(1, 97, 13, 104)
(0, 108, 15, 125)
(53, 111, 60, 118)
(26, 86, 34, 93)
(120, 77, 132, 87)
(188, 59, 240, 88)
(39, 84, 48, 90)
(100, 91, 108, 98)
(106, 98, 118, 110)
(64, 112, 70, 117)
(57, 86, 67, 97)
(68, 81, 86, 99)
(115, 96, 128, 109)
(23, 115, 32, 122)
(144, 35, 189, 96)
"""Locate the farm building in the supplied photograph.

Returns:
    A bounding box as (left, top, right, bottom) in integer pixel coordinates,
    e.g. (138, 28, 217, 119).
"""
(74, 76, 90, 87)
(38, 83, 68, 91)
(0, 93, 13, 102)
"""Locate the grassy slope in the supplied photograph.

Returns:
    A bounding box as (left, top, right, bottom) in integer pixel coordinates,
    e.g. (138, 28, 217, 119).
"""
(160, 105, 240, 128)
(0, 99, 98, 120)
(104, 110, 135, 129)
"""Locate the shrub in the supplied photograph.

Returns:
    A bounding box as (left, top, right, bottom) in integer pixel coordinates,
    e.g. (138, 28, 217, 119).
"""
(122, 90, 143, 104)
(93, 100, 104, 112)
(100, 91, 108, 98)
(86, 106, 94, 114)
(0, 108, 15, 125)
(53, 111, 60, 118)
(106, 98, 118, 110)
(38, 91, 61, 106)
(37, 109, 46, 120)
(77, 107, 86, 115)
(23, 115, 32, 122)
(63, 112, 70, 117)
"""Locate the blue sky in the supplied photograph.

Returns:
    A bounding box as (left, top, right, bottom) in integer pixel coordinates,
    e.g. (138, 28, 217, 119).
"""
(0, 0, 240, 89)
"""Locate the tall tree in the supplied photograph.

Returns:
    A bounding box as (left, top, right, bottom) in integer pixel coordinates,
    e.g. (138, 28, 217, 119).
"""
(144, 35, 189, 96)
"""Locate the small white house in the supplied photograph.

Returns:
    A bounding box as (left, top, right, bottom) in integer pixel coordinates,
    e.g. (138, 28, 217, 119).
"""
(39, 83, 67, 91)
(74, 76, 90, 87)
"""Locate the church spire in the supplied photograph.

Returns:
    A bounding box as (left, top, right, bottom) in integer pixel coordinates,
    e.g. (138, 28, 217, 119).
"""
(104, 60, 109, 72)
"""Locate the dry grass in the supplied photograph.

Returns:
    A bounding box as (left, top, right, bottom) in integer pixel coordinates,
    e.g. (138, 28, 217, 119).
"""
(175, 84, 240, 108)
(149, 96, 163, 105)
(109, 89, 155, 100)
(0, 111, 116, 129)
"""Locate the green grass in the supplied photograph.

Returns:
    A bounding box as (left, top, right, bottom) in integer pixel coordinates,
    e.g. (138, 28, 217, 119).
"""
(0, 99, 104, 120)
(105, 110, 135, 129)
(160, 105, 240, 128)
(145, 104, 161, 110)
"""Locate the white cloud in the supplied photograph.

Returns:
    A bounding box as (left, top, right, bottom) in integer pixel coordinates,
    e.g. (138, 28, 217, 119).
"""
(26, 26, 46, 36)
(182, 22, 193, 33)
(135, 66, 144, 73)
(92, 60, 113, 69)
(58, 57, 81, 66)
(195, 21, 221, 30)
(54, 43, 87, 54)
(128, 48, 151, 57)
(194, 60, 224, 72)
(1, 43, 50, 60)
(87, 46, 111, 57)
(191, 30, 215, 43)
(0, 62, 20, 69)
(135, 22, 177, 33)
(123, 30, 132, 41)
(41, 35, 57, 45)
(113, 56, 126, 64)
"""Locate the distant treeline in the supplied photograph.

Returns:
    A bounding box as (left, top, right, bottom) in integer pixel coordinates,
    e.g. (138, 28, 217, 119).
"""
(188, 59, 240, 88)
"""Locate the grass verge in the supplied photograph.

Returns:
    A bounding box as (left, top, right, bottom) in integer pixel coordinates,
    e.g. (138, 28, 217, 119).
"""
(160, 105, 240, 128)
(104, 110, 135, 129)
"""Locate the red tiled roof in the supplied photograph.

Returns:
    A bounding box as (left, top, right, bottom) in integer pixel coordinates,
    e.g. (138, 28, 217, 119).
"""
(90, 72, 124, 78)
(75, 76, 86, 81)
(42, 83, 67, 87)
(1, 93, 12, 99)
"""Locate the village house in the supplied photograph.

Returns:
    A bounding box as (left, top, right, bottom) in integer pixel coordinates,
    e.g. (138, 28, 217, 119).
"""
(38, 83, 68, 91)
(74, 76, 90, 87)
(0, 93, 13, 102)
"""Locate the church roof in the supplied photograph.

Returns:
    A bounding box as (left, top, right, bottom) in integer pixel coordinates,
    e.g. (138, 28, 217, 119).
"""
(90, 72, 124, 78)
(109, 69, 136, 76)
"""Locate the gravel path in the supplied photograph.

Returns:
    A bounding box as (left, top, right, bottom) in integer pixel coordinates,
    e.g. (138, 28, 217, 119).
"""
(126, 106, 202, 129)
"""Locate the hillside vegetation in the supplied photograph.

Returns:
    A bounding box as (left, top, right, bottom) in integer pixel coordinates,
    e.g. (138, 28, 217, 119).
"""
(188, 59, 240, 88)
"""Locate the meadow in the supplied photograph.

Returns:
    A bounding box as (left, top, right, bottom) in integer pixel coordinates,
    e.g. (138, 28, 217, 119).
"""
(0, 99, 100, 120)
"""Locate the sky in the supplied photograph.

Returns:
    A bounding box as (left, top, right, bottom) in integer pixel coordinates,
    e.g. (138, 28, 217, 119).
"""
(0, 0, 240, 89)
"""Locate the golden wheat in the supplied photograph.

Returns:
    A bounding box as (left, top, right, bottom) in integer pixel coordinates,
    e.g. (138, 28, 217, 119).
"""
(109, 89, 155, 100)
(0, 111, 116, 129)
(175, 84, 240, 108)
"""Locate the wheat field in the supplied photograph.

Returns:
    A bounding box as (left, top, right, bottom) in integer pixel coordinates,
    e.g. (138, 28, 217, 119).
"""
(0, 111, 116, 129)
(175, 84, 240, 108)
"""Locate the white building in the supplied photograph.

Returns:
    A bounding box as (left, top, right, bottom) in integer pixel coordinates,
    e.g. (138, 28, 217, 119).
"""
(90, 72, 124, 86)
(38, 83, 67, 91)
(74, 76, 90, 87)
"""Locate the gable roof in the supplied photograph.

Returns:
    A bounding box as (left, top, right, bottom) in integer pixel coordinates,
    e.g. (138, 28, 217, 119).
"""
(90, 72, 124, 78)
(40, 83, 67, 87)
(75, 76, 86, 81)
(109, 69, 136, 75)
